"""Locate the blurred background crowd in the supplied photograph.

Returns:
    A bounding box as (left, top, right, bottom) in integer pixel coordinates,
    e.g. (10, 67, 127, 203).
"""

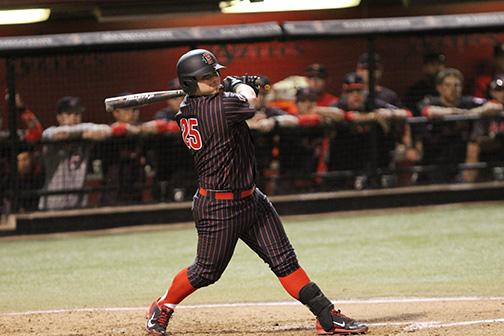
(2, 42, 504, 214)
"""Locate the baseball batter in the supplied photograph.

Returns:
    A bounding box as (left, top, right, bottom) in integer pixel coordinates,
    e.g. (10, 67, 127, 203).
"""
(145, 49, 368, 336)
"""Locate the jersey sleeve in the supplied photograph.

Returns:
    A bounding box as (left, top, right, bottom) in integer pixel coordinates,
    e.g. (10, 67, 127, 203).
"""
(222, 92, 255, 124)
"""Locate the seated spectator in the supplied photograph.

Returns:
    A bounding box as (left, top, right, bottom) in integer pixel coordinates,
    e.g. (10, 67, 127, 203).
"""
(418, 68, 488, 183)
(100, 100, 146, 205)
(356, 52, 402, 107)
(465, 75, 504, 182)
(403, 52, 446, 116)
(39, 96, 111, 210)
(305, 64, 339, 106)
(473, 42, 504, 99)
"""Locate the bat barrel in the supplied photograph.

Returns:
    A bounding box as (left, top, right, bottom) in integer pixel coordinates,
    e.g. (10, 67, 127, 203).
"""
(104, 90, 185, 112)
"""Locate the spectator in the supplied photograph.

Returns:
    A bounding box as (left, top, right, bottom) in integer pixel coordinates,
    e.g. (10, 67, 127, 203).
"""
(465, 75, 504, 182)
(305, 64, 339, 106)
(271, 87, 342, 193)
(403, 52, 447, 116)
(100, 99, 146, 205)
(356, 52, 402, 107)
(140, 81, 193, 202)
(154, 78, 184, 121)
(244, 76, 289, 193)
(15, 149, 45, 211)
(3, 91, 43, 142)
(332, 72, 414, 188)
(267, 75, 308, 114)
(38, 96, 111, 210)
(473, 42, 504, 99)
(142, 79, 181, 135)
(247, 76, 294, 131)
(418, 68, 487, 183)
(0, 147, 44, 213)
(419, 68, 487, 117)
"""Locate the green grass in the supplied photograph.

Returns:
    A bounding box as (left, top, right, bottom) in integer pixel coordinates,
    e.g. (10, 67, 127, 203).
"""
(1, 203, 503, 312)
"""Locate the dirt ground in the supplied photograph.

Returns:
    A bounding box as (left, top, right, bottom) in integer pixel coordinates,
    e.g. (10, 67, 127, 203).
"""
(1, 298, 503, 336)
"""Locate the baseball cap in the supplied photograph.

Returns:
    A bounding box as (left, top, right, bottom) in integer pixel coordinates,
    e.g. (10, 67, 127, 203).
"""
(490, 75, 504, 90)
(342, 72, 365, 91)
(305, 64, 328, 79)
(357, 52, 382, 69)
(295, 87, 318, 102)
(423, 52, 446, 65)
(56, 96, 85, 114)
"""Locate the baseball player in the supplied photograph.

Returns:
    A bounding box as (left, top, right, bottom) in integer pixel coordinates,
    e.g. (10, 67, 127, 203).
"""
(145, 49, 368, 336)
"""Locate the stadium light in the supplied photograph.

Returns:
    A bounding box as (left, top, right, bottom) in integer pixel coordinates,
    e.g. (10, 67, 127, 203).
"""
(220, 0, 361, 13)
(0, 8, 51, 25)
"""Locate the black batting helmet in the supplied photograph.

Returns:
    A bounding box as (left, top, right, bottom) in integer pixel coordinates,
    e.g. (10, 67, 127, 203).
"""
(176, 49, 225, 95)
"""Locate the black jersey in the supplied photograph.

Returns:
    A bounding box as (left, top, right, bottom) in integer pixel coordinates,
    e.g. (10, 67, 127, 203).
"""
(176, 91, 256, 190)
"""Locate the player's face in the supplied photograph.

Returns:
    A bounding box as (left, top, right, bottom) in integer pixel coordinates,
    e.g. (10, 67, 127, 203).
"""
(345, 89, 365, 111)
(17, 151, 32, 175)
(196, 70, 221, 96)
(113, 107, 136, 123)
(307, 77, 326, 92)
(57, 111, 81, 126)
(437, 75, 462, 106)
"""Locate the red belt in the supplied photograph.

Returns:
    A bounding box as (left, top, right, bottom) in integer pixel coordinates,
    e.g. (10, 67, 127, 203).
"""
(198, 185, 255, 200)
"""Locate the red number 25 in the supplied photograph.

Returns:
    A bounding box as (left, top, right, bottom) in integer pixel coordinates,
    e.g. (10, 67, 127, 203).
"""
(180, 118, 203, 150)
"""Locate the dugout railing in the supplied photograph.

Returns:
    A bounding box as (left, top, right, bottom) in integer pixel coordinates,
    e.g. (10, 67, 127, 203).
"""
(1, 12, 504, 220)
(2, 113, 504, 213)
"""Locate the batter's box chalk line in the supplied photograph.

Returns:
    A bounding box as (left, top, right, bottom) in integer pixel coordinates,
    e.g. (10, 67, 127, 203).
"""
(403, 318, 504, 331)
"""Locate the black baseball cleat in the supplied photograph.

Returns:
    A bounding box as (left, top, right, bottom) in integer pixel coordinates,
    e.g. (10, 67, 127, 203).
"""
(145, 299, 174, 336)
(315, 309, 368, 335)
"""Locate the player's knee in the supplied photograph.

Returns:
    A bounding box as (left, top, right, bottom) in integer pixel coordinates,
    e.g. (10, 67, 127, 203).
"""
(188, 265, 224, 288)
(270, 253, 299, 277)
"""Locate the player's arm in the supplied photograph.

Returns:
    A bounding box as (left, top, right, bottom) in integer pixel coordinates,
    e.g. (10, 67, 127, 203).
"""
(421, 105, 466, 118)
(468, 101, 503, 117)
(234, 84, 257, 106)
(223, 76, 257, 107)
(222, 77, 257, 124)
(314, 106, 345, 122)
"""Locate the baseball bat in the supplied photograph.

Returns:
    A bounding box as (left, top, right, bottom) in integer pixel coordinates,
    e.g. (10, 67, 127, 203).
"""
(104, 89, 185, 112)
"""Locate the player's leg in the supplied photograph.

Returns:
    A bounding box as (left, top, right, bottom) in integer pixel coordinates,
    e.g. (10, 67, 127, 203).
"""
(240, 189, 368, 335)
(147, 195, 242, 335)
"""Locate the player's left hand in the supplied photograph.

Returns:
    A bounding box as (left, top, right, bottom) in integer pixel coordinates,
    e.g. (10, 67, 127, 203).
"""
(223, 76, 244, 92)
(238, 75, 262, 94)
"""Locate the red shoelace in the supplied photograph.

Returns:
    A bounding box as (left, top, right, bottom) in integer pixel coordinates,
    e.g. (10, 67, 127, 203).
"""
(157, 309, 173, 327)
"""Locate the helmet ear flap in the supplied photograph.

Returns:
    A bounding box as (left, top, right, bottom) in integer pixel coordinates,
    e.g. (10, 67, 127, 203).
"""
(180, 77, 197, 95)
